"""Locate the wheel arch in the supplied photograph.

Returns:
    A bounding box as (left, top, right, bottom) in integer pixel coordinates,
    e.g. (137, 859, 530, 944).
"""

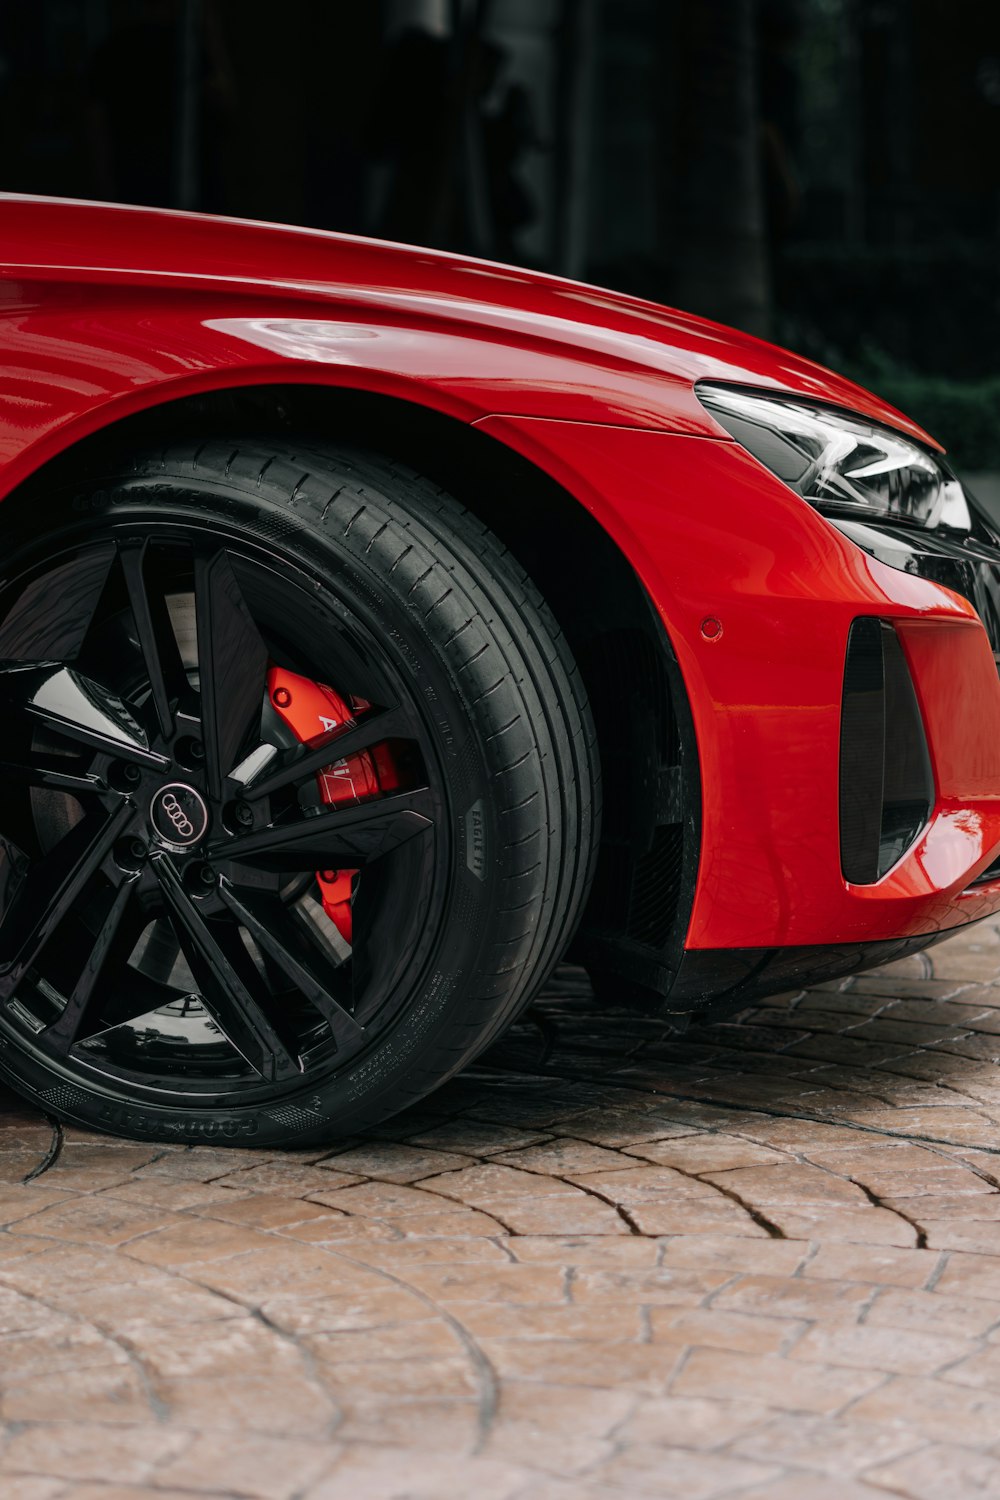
(1, 379, 701, 998)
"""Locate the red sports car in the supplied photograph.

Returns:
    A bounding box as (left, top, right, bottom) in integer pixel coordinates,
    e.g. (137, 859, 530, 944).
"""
(1, 194, 998, 1146)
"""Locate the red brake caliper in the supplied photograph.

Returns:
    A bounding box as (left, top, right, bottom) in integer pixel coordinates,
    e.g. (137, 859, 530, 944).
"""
(266, 666, 402, 946)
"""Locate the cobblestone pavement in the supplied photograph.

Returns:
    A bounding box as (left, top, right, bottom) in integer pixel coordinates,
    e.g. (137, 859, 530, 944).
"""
(8, 923, 1000, 1497)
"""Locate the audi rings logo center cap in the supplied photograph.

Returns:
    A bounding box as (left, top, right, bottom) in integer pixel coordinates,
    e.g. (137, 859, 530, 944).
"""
(149, 783, 210, 850)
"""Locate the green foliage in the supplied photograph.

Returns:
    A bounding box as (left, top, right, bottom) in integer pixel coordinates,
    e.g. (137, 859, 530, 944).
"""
(778, 243, 1000, 382)
(849, 367, 1000, 472)
(777, 309, 1000, 474)
(775, 241, 1000, 468)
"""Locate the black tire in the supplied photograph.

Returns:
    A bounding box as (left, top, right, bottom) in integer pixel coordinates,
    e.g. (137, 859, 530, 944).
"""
(0, 438, 599, 1145)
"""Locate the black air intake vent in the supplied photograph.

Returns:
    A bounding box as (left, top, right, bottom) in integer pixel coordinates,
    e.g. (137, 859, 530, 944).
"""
(840, 618, 934, 885)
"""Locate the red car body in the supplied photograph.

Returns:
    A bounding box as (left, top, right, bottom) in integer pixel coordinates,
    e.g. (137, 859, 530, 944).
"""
(3, 193, 1000, 991)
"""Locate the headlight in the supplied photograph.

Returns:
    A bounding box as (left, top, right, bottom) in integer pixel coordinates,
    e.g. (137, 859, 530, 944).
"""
(697, 383, 971, 532)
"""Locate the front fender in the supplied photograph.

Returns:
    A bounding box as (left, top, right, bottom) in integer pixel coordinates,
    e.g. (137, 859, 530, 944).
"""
(0, 277, 713, 503)
(475, 415, 1000, 951)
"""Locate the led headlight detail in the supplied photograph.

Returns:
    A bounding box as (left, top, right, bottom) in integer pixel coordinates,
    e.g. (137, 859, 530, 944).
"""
(698, 383, 971, 532)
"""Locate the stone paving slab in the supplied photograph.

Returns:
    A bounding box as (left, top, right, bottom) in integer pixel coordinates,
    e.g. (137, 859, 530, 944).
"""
(6, 921, 1000, 1495)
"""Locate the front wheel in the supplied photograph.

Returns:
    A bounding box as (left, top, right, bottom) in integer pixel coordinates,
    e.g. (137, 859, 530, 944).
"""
(0, 440, 599, 1145)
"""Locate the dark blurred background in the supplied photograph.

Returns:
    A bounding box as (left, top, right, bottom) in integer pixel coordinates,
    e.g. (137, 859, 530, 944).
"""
(4, 0, 1000, 465)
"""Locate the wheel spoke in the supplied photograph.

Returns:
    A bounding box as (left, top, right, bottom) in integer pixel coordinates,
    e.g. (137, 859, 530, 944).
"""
(44, 878, 136, 1053)
(0, 755, 108, 796)
(306, 625, 400, 714)
(120, 539, 187, 742)
(194, 551, 269, 798)
(152, 857, 301, 1082)
(212, 787, 435, 870)
(241, 704, 413, 802)
(218, 880, 364, 1048)
(344, 869, 376, 1014)
(0, 801, 134, 996)
(0, 662, 169, 769)
(0, 544, 115, 661)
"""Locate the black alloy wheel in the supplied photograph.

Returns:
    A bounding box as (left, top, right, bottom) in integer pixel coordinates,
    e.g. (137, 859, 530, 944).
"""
(0, 440, 599, 1145)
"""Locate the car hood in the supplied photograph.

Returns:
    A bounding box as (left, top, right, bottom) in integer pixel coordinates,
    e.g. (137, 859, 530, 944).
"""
(1, 194, 936, 448)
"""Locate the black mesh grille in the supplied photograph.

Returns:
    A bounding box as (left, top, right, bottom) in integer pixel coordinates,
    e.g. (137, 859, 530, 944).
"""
(840, 617, 885, 884)
(840, 618, 934, 884)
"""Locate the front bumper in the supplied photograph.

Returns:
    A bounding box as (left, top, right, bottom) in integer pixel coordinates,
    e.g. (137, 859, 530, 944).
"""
(675, 446, 1000, 954)
(668, 496, 1000, 1013)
